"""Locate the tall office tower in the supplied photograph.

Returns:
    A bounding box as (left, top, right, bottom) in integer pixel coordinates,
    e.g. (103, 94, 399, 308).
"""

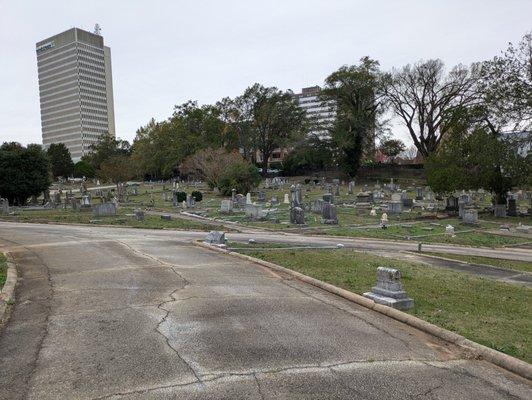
(294, 86, 336, 139)
(36, 26, 115, 161)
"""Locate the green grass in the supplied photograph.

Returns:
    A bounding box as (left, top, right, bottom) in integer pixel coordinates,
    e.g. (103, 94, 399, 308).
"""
(233, 245, 532, 363)
(0, 253, 7, 290)
(424, 252, 532, 273)
(0, 209, 223, 232)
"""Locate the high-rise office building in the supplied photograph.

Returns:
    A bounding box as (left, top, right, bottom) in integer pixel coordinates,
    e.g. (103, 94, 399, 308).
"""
(294, 86, 336, 139)
(36, 26, 115, 161)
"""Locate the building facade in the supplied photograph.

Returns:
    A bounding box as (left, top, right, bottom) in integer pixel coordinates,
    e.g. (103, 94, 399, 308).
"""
(36, 27, 115, 161)
(294, 86, 336, 139)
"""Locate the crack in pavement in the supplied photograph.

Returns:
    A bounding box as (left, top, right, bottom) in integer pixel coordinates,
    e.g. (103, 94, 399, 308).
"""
(90, 359, 463, 400)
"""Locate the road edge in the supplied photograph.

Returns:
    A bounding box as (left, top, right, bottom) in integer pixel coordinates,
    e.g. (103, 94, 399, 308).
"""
(194, 240, 532, 381)
(0, 252, 17, 324)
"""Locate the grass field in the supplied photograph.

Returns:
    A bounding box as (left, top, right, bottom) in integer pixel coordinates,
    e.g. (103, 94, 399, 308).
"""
(424, 252, 532, 273)
(0, 208, 223, 232)
(0, 253, 7, 291)
(231, 244, 532, 363)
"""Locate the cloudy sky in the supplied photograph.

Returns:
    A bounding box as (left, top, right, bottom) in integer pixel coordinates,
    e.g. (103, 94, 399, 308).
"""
(1, 0, 531, 146)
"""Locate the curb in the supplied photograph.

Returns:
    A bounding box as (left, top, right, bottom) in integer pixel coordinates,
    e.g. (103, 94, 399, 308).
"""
(0, 252, 17, 324)
(194, 240, 532, 381)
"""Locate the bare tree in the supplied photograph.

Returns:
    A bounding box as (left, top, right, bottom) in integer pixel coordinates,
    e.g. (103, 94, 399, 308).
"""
(383, 60, 478, 157)
(179, 148, 243, 190)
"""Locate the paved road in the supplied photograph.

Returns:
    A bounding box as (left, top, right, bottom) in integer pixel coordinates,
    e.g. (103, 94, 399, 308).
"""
(0, 222, 530, 399)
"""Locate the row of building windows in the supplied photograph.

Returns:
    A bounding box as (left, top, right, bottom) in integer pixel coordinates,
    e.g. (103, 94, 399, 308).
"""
(37, 43, 77, 64)
(38, 57, 77, 76)
(79, 67, 106, 81)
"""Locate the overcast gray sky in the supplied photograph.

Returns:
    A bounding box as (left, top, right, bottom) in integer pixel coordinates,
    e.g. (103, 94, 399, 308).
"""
(1, 0, 531, 146)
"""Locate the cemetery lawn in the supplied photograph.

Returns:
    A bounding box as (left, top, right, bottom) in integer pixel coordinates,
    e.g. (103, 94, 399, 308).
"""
(0, 209, 222, 232)
(423, 252, 532, 273)
(232, 245, 531, 363)
(0, 253, 6, 290)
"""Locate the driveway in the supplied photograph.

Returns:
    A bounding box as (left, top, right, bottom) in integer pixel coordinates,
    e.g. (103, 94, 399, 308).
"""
(0, 222, 530, 399)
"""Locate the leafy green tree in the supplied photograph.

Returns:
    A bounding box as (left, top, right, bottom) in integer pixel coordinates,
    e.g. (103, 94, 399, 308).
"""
(98, 155, 135, 185)
(243, 84, 306, 176)
(282, 135, 334, 175)
(322, 57, 385, 177)
(83, 134, 131, 171)
(0, 142, 50, 205)
(218, 160, 261, 195)
(477, 32, 532, 134)
(47, 143, 73, 179)
(426, 109, 530, 204)
(379, 139, 406, 163)
(73, 160, 96, 178)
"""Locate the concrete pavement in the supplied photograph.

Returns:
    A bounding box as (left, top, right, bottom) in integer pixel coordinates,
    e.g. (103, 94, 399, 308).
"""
(0, 222, 530, 399)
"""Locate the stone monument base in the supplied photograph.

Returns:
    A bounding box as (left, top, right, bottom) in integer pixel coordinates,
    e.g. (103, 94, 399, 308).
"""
(363, 291, 413, 310)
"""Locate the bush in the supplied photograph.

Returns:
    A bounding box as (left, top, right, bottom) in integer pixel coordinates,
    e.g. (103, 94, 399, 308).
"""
(219, 160, 261, 196)
(191, 191, 203, 202)
(176, 191, 187, 202)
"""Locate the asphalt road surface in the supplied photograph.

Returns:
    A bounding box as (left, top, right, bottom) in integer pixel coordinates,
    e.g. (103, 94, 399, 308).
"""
(0, 222, 530, 399)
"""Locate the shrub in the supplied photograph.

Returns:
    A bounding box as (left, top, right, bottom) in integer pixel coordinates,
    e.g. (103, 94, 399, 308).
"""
(219, 160, 261, 196)
(176, 191, 187, 202)
(191, 191, 203, 202)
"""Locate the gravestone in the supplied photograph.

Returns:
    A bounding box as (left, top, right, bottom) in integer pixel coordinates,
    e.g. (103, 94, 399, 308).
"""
(290, 207, 305, 225)
(463, 209, 478, 225)
(283, 193, 290, 204)
(231, 188, 236, 203)
(92, 203, 117, 217)
(235, 194, 246, 208)
(161, 214, 172, 220)
(348, 180, 355, 195)
(458, 201, 466, 219)
(445, 225, 455, 236)
(186, 194, 195, 208)
(494, 204, 507, 218)
(220, 200, 233, 213)
(415, 187, 423, 201)
(257, 191, 266, 203)
(388, 201, 402, 214)
(507, 199, 517, 217)
(295, 184, 303, 205)
(391, 193, 402, 202)
(322, 193, 334, 204)
(363, 267, 413, 310)
(246, 193, 252, 205)
(402, 196, 413, 207)
(245, 204, 264, 220)
(446, 196, 459, 211)
(71, 199, 80, 211)
(356, 192, 373, 203)
(134, 209, 145, 221)
(334, 184, 340, 197)
(204, 231, 226, 245)
(312, 199, 324, 214)
(321, 202, 338, 224)
(0, 198, 9, 214)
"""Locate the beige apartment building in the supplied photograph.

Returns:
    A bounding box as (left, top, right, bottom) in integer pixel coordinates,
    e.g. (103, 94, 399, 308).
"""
(36, 26, 115, 161)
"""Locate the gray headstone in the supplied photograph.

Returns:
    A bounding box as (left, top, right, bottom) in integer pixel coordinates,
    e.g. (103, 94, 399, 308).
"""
(220, 200, 233, 213)
(290, 206, 305, 225)
(204, 231, 226, 245)
(363, 267, 413, 310)
(321, 202, 338, 224)
(463, 209, 478, 225)
(494, 204, 507, 218)
(388, 201, 403, 214)
(92, 203, 117, 217)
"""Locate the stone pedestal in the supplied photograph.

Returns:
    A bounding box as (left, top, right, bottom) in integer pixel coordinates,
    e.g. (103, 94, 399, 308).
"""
(363, 267, 413, 310)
